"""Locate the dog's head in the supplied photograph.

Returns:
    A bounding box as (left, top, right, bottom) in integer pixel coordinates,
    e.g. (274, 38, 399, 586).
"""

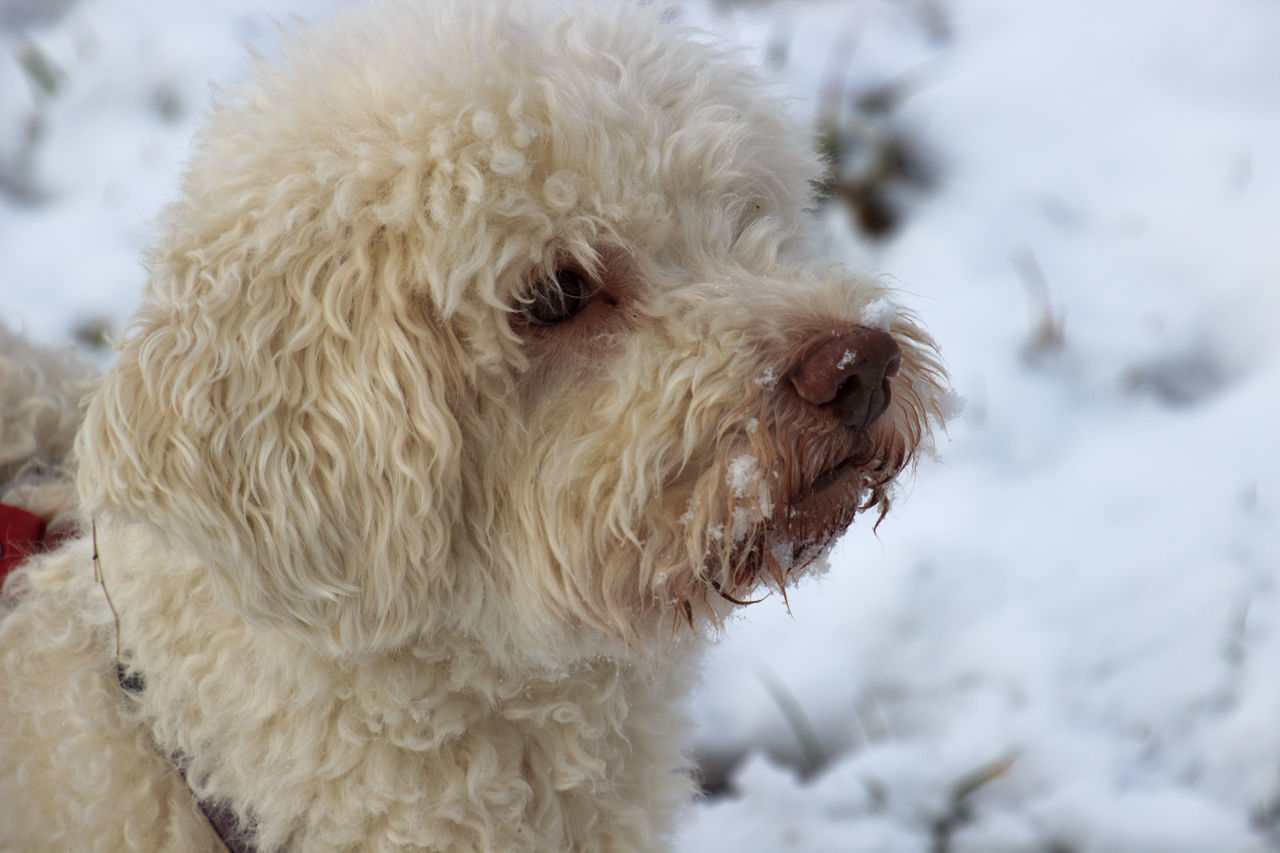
(78, 0, 951, 661)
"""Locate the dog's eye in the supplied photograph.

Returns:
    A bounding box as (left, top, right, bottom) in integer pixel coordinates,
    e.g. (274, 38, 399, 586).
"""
(521, 270, 593, 326)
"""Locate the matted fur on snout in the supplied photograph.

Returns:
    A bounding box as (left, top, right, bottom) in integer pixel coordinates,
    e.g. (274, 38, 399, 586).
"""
(0, 1, 951, 850)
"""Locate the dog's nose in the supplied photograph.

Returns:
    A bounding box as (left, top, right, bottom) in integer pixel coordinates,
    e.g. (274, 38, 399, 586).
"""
(789, 326, 901, 432)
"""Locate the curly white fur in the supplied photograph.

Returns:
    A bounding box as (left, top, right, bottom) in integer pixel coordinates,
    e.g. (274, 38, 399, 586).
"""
(0, 324, 90, 530)
(0, 1, 949, 850)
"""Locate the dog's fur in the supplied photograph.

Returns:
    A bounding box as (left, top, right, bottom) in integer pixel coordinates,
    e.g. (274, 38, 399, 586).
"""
(0, 1, 949, 850)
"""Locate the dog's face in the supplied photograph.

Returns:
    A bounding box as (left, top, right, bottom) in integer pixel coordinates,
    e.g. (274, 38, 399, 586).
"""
(77, 0, 949, 661)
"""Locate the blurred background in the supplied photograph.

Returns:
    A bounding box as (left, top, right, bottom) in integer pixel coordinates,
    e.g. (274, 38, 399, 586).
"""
(2, 1, 1278, 850)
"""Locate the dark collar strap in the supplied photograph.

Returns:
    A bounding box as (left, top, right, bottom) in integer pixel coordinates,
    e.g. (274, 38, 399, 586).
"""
(190, 792, 259, 853)
(114, 665, 264, 852)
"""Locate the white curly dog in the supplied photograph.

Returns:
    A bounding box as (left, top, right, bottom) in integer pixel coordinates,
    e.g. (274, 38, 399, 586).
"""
(0, 1, 949, 850)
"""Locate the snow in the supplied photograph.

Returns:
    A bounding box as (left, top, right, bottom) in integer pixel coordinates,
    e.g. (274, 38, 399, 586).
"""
(686, 1, 1280, 849)
(755, 365, 780, 387)
(728, 455, 763, 498)
(860, 297, 896, 331)
(728, 453, 773, 526)
(3, 0, 1278, 850)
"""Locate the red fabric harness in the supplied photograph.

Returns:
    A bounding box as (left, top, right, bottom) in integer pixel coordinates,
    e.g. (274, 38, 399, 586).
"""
(0, 503, 50, 586)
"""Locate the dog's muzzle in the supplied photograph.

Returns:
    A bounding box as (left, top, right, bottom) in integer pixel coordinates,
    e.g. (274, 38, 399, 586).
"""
(702, 324, 910, 601)
(766, 324, 904, 566)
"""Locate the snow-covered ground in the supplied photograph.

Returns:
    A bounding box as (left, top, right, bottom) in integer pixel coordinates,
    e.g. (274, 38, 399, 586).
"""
(2, 1, 1277, 850)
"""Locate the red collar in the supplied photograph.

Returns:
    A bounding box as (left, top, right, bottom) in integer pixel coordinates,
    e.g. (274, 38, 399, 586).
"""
(0, 503, 53, 585)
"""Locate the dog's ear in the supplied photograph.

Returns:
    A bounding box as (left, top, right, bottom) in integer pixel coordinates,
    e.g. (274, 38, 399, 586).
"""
(77, 227, 467, 654)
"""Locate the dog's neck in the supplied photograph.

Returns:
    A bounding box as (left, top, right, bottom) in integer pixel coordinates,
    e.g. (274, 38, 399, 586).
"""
(93, 519, 700, 849)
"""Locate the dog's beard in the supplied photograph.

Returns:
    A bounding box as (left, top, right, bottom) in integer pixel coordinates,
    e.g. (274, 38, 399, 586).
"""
(655, 335, 942, 631)
(732, 414, 906, 590)
(653, 398, 915, 630)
